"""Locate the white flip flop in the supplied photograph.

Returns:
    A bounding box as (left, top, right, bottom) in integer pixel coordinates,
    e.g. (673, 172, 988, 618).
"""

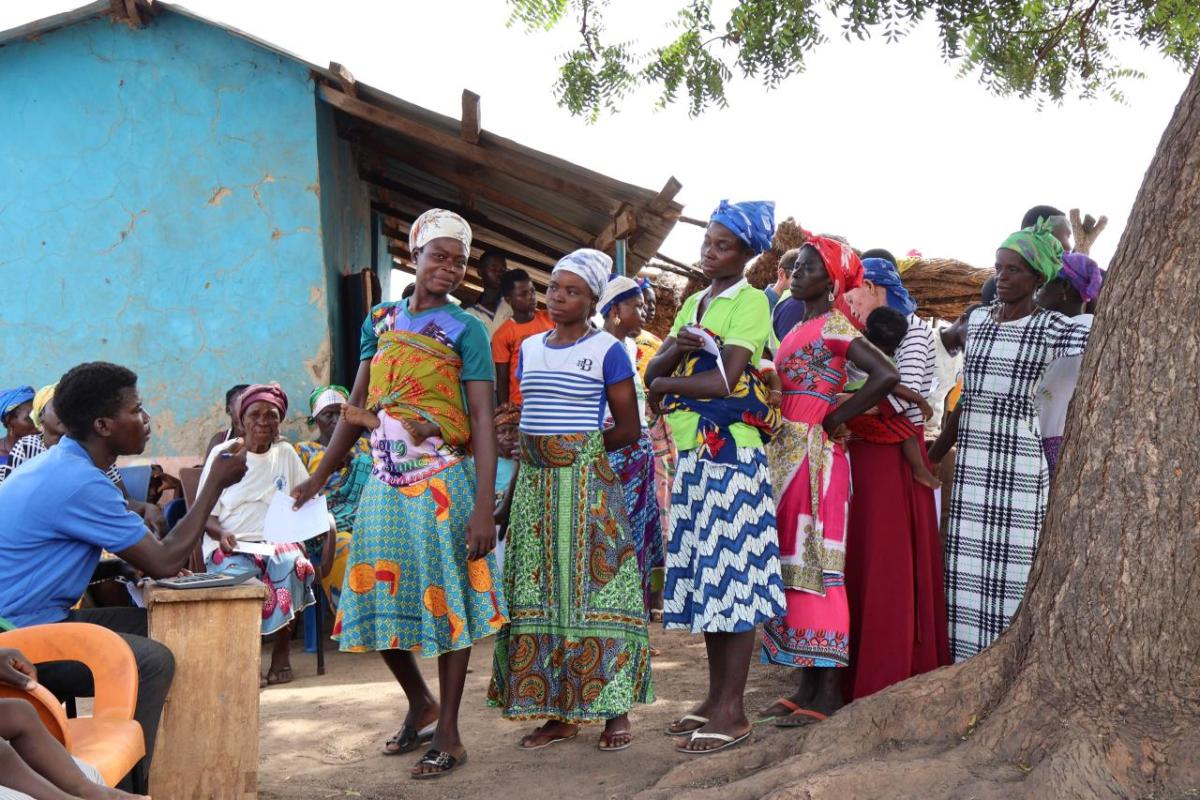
(664, 713, 710, 737)
(676, 729, 751, 755)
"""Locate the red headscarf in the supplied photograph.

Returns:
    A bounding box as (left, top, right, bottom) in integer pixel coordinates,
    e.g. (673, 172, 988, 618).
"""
(802, 232, 865, 327)
(235, 383, 289, 421)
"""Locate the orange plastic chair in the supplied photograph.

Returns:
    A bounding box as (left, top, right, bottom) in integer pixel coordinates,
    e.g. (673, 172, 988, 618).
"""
(0, 623, 146, 787)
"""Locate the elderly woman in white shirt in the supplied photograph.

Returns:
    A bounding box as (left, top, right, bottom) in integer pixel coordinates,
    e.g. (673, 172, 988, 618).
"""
(198, 383, 325, 686)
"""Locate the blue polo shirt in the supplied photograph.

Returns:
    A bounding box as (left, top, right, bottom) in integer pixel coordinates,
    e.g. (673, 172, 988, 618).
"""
(0, 437, 146, 627)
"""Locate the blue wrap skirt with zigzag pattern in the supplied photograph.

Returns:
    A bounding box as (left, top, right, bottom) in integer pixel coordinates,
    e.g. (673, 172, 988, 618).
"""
(662, 446, 786, 633)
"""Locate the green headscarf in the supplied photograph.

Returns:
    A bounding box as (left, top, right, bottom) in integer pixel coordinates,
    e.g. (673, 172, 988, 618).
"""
(1000, 217, 1064, 283)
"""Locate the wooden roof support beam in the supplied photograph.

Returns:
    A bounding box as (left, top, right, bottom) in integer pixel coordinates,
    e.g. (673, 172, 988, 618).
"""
(112, 0, 149, 26)
(594, 205, 639, 253)
(328, 62, 358, 98)
(649, 176, 683, 213)
(378, 213, 558, 276)
(320, 85, 621, 214)
(461, 90, 481, 145)
(362, 174, 566, 263)
(339, 127, 597, 244)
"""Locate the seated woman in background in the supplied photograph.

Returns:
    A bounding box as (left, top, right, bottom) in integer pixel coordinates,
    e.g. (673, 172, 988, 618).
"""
(198, 383, 321, 686)
(294, 385, 371, 610)
(0, 386, 121, 486)
(203, 384, 249, 459)
(0, 387, 35, 475)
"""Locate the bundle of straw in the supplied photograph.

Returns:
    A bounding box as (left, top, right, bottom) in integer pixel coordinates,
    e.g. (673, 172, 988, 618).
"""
(900, 257, 990, 321)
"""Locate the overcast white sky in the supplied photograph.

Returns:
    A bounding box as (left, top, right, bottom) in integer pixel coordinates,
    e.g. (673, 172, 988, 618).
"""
(4, 1, 1191, 270)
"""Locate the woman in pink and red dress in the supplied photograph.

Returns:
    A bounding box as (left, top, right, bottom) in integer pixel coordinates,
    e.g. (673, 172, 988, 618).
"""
(759, 236, 899, 726)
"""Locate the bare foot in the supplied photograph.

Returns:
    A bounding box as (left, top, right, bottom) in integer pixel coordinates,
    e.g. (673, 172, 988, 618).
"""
(341, 404, 380, 430)
(914, 466, 942, 490)
(401, 418, 440, 447)
(519, 720, 579, 749)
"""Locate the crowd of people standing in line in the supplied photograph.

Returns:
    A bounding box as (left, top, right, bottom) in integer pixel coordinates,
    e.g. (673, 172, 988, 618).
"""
(0, 198, 1102, 792)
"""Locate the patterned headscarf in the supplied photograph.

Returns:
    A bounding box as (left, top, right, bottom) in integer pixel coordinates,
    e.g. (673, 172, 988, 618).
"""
(803, 235, 863, 300)
(31, 384, 56, 431)
(862, 258, 918, 316)
(553, 248, 612, 299)
(308, 384, 349, 422)
(599, 275, 643, 317)
(409, 208, 473, 253)
(235, 383, 289, 422)
(709, 200, 776, 254)
(1059, 252, 1104, 302)
(494, 402, 522, 427)
(0, 385, 34, 424)
(1000, 218, 1064, 283)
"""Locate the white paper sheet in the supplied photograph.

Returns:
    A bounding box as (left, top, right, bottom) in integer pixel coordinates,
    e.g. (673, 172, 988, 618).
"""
(686, 325, 729, 392)
(234, 541, 277, 557)
(262, 490, 330, 544)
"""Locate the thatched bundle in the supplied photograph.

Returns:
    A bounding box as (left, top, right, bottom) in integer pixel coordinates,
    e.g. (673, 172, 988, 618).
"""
(746, 217, 808, 289)
(899, 257, 990, 321)
(638, 267, 705, 341)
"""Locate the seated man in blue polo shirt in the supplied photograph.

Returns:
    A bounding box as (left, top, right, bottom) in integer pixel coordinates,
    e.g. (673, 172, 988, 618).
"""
(0, 361, 247, 793)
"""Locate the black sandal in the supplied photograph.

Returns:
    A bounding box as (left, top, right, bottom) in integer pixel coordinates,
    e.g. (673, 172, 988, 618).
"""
(383, 721, 436, 755)
(411, 748, 467, 779)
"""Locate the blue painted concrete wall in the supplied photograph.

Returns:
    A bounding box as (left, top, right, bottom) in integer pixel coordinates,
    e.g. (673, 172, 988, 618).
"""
(0, 12, 332, 455)
(315, 101, 373, 388)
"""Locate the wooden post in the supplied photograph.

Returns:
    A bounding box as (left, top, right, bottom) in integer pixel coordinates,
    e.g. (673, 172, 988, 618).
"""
(461, 90, 481, 145)
(615, 239, 628, 276)
(146, 581, 267, 800)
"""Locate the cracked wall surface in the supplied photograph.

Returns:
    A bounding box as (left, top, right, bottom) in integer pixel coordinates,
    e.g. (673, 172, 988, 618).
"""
(0, 12, 332, 456)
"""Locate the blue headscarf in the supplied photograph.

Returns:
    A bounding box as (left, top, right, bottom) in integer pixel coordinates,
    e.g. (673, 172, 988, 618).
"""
(0, 385, 35, 424)
(861, 258, 917, 316)
(709, 200, 776, 255)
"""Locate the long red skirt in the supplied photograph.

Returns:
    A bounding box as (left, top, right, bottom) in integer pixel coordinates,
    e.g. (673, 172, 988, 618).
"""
(843, 439, 950, 701)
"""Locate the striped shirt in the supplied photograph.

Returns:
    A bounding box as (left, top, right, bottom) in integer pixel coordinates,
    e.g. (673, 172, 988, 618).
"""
(517, 329, 634, 435)
(889, 313, 937, 427)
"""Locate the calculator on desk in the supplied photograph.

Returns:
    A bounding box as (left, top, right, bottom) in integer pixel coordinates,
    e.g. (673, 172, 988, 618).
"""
(155, 570, 256, 590)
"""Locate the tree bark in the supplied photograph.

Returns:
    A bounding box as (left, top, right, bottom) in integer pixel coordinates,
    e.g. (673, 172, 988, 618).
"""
(639, 64, 1200, 800)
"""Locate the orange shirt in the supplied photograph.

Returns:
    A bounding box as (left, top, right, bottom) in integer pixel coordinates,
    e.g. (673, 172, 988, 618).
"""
(491, 310, 554, 404)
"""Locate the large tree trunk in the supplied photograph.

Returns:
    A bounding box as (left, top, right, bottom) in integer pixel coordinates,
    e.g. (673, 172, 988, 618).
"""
(638, 65, 1200, 800)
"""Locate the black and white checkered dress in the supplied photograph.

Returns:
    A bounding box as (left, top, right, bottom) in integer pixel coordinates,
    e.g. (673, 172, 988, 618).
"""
(945, 305, 1090, 661)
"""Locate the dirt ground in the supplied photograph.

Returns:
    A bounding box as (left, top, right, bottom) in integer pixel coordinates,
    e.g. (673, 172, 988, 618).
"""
(258, 628, 799, 800)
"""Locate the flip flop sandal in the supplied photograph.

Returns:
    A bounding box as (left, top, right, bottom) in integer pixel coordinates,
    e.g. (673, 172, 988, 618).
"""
(383, 721, 437, 755)
(266, 667, 293, 685)
(411, 748, 467, 780)
(756, 697, 801, 723)
(598, 730, 633, 752)
(518, 730, 579, 750)
(775, 708, 828, 728)
(676, 729, 751, 755)
(664, 713, 709, 737)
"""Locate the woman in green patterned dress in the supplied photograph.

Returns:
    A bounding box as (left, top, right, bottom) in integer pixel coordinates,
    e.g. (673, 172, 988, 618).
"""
(488, 249, 653, 752)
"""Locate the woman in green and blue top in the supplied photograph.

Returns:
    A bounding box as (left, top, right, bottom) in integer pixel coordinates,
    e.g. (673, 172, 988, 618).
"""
(292, 209, 506, 780)
(645, 200, 787, 755)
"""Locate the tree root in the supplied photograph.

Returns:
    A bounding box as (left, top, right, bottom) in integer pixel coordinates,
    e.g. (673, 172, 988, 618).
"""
(639, 640, 1199, 800)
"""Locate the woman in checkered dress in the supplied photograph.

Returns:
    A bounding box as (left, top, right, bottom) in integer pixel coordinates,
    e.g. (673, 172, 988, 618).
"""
(945, 221, 1091, 661)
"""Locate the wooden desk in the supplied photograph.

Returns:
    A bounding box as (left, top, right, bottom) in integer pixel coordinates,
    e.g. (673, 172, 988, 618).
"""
(146, 581, 267, 800)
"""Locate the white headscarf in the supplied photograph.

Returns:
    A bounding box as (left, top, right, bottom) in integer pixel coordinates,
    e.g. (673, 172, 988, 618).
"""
(309, 387, 348, 419)
(598, 276, 642, 317)
(409, 208, 472, 253)
(552, 248, 611, 299)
